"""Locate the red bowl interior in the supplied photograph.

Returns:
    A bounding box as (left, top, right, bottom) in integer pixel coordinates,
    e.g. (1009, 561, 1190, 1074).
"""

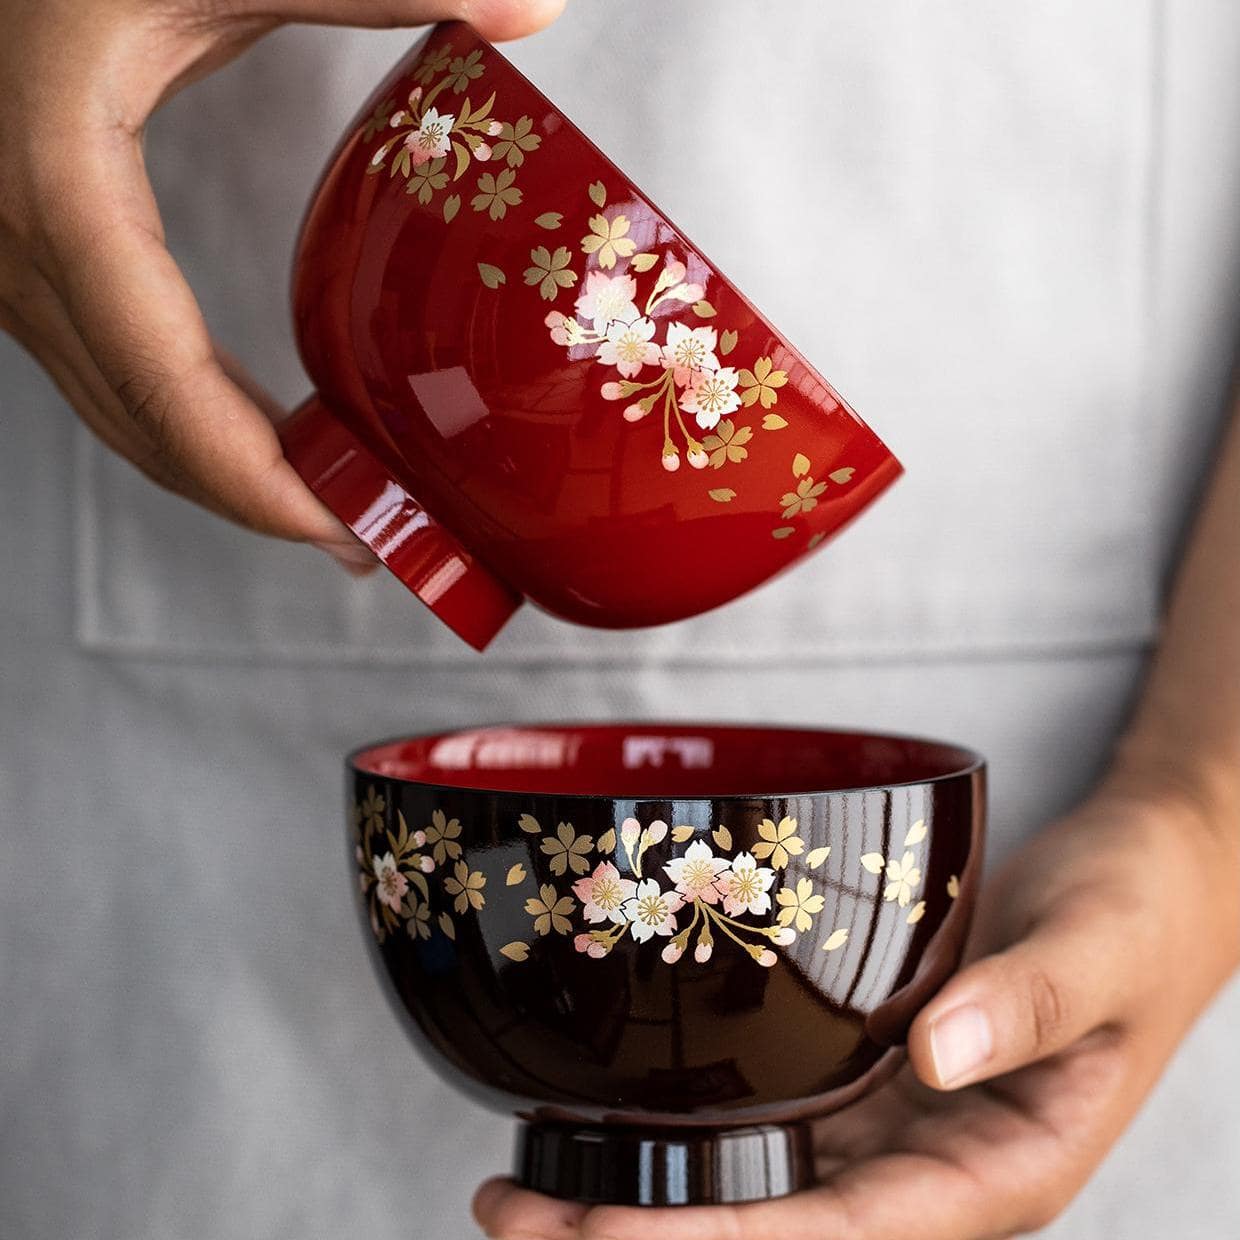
(350, 723, 982, 798)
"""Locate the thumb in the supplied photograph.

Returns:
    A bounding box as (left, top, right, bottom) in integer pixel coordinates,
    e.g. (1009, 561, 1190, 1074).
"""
(907, 898, 1132, 1091)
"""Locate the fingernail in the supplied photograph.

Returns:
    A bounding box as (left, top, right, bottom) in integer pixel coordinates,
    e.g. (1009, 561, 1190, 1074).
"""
(313, 540, 380, 576)
(929, 1003, 994, 1087)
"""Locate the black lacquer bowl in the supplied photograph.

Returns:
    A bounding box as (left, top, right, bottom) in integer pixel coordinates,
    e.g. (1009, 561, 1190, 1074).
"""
(348, 724, 985, 1206)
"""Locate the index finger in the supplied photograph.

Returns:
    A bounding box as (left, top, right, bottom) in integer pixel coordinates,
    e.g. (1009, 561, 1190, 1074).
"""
(40, 140, 350, 544)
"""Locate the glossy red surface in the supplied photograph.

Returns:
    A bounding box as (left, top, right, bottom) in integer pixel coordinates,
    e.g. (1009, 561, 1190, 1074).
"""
(347, 724, 985, 1205)
(353, 723, 982, 797)
(288, 23, 902, 649)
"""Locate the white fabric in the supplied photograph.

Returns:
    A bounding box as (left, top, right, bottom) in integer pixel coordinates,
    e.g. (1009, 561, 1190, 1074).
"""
(3, 2, 1239, 1237)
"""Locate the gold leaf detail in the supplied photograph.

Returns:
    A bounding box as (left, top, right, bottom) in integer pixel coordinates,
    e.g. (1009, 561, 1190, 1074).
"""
(771, 527, 795, 540)
(792, 453, 811, 478)
(692, 299, 717, 318)
(708, 488, 736, 503)
(752, 816, 804, 869)
(597, 827, 617, 854)
(822, 928, 849, 952)
(534, 211, 562, 229)
(904, 819, 927, 847)
(499, 941, 529, 962)
(808, 532, 825, 549)
(762, 414, 788, 430)
(860, 852, 886, 875)
(518, 813, 542, 834)
(631, 252, 659, 272)
(443, 194, 461, 223)
(438, 912, 455, 940)
(712, 824, 733, 851)
(829, 467, 856, 484)
(807, 846, 831, 869)
(506, 863, 527, 886)
(947, 874, 960, 899)
(720, 329, 738, 356)
(907, 901, 927, 925)
(477, 262, 505, 289)
(588, 180, 606, 207)
(671, 825, 696, 843)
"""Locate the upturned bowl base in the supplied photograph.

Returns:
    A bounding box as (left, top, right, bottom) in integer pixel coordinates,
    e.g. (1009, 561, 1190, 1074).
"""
(514, 1120, 816, 1206)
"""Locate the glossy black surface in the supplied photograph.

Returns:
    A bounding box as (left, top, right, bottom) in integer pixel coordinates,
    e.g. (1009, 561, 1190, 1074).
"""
(347, 725, 986, 1204)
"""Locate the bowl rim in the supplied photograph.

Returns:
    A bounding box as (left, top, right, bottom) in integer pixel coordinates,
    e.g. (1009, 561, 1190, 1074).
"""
(346, 721, 986, 802)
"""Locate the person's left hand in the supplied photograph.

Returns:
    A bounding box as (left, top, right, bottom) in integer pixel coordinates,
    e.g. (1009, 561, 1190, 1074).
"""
(473, 771, 1240, 1240)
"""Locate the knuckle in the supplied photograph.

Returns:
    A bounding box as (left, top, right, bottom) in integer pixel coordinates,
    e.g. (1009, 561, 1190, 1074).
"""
(113, 370, 186, 475)
(1027, 966, 1068, 1056)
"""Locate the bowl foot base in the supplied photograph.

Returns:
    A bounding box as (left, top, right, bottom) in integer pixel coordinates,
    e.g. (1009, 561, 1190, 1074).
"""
(514, 1120, 815, 1206)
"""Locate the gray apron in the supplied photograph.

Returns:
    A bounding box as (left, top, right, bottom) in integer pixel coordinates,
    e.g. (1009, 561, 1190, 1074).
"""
(3, 2, 1238, 1236)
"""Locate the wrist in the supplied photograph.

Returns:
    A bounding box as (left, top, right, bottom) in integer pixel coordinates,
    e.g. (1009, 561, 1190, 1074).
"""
(1100, 737, 1240, 979)
(1109, 718, 1240, 856)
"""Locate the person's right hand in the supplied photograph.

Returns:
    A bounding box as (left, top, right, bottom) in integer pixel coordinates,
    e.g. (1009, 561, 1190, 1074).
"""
(0, 0, 563, 571)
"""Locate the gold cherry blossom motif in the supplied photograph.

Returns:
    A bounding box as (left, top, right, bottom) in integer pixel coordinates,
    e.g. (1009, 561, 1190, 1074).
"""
(362, 60, 858, 507)
(524, 246, 576, 300)
(363, 39, 539, 226)
(751, 816, 805, 870)
(883, 852, 922, 907)
(540, 822, 595, 877)
(443, 860, 486, 914)
(860, 817, 930, 910)
(353, 797, 431, 944)
(352, 797, 937, 969)
(530, 180, 798, 479)
(739, 356, 788, 409)
(581, 213, 637, 269)
(360, 786, 386, 834)
(525, 884, 576, 936)
(770, 452, 862, 542)
(702, 419, 753, 468)
(775, 878, 825, 932)
(424, 809, 463, 865)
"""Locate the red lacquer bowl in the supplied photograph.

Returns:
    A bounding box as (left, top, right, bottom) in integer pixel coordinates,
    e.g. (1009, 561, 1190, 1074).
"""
(348, 724, 985, 1205)
(285, 22, 902, 650)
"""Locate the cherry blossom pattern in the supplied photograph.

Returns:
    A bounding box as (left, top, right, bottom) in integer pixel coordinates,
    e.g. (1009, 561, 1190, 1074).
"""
(373, 853, 409, 913)
(860, 818, 931, 924)
(719, 851, 775, 917)
(572, 861, 637, 925)
(623, 880, 684, 942)
(352, 797, 935, 968)
(540, 821, 595, 877)
(567, 830, 800, 966)
(443, 860, 487, 914)
(525, 884, 577, 936)
(770, 452, 862, 542)
(751, 816, 806, 870)
(529, 182, 791, 472)
(364, 39, 538, 225)
(658, 844, 792, 967)
(352, 796, 436, 944)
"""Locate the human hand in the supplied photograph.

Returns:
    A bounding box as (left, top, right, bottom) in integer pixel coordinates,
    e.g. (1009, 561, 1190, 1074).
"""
(0, 0, 563, 570)
(474, 772, 1240, 1239)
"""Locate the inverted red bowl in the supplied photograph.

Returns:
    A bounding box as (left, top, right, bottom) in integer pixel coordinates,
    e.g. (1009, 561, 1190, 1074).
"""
(348, 724, 985, 1205)
(285, 22, 902, 650)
